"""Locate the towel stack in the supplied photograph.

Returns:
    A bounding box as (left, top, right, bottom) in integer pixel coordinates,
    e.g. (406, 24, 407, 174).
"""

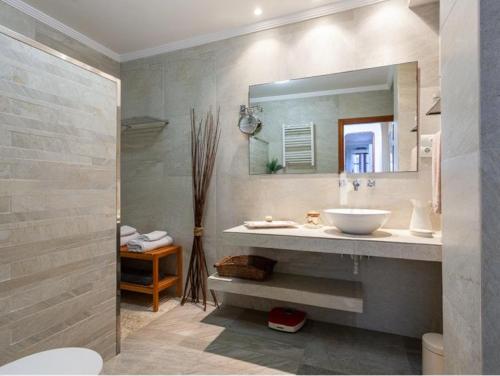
(127, 230, 174, 253)
(120, 225, 139, 246)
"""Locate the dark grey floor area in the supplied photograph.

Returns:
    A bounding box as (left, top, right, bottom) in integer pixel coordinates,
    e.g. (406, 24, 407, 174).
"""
(204, 308, 422, 375)
(105, 303, 422, 375)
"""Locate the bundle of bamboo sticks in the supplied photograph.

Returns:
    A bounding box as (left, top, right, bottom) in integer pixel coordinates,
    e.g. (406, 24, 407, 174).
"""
(181, 108, 221, 310)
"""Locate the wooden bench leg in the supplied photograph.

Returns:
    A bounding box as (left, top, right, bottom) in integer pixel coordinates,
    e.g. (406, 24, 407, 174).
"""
(153, 256, 159, 312)
(176, 247, 183, 297)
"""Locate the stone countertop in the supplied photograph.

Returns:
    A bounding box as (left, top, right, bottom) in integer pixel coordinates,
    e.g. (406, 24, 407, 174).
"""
(223, 225, 442, 262)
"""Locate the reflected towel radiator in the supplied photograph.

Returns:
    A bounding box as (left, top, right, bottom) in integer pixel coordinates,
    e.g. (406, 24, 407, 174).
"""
(282, 123, 315, 167)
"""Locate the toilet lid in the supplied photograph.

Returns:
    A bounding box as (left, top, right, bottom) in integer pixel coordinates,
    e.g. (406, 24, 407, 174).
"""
(423, 333, 444, 356)
(0, 347, 103, 375)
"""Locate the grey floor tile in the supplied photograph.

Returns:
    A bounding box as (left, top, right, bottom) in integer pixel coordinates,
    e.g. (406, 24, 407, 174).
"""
(106, 304, 421, 375)
(227, 309, 313, 348)
(205, 329, 305, 361)
(297, 364, 344, 375)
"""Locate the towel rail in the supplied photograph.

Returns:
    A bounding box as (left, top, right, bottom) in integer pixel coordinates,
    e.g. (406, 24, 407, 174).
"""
(282, 122, 315, 167)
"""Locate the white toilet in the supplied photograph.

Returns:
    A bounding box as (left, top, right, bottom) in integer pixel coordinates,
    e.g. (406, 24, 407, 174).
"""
(422, 333, 444, 375)
(0, 348, 103, 375)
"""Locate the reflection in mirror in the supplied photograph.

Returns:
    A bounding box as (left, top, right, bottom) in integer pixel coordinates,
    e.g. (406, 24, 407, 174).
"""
(248, 62, 418, 175)
(338, 115, 396, 173)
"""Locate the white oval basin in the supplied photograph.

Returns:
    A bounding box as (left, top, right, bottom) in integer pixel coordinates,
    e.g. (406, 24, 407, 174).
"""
(324, 208, 391, 235)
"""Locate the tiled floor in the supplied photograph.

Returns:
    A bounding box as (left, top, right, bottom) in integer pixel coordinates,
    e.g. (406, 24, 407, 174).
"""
(104, 303, 422, 375)
(120, 292, 180, 339)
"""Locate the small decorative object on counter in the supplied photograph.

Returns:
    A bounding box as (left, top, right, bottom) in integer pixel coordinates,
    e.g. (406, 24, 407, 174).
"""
(214, 255, 277, 281)
(265, 215, 273, 222)
(304, 210, 322, 229)
(244, 220, 298, 229)
(268, 307, 307, 333)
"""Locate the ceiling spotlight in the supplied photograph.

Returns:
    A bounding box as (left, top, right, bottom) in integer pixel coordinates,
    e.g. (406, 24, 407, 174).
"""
(254, 7, 262, 16)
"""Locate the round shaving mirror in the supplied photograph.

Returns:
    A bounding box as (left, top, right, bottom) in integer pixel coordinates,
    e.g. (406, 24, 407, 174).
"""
(238, 105, 262, 135)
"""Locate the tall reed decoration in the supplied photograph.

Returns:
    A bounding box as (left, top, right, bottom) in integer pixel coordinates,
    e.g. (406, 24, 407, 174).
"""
(181, 108, 221, 310)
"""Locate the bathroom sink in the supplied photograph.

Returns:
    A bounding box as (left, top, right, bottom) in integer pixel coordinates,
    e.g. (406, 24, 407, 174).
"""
(323, 208, 391, 235)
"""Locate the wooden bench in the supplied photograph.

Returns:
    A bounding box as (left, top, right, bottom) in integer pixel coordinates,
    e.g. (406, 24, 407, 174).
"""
(120, 245, 182, 312)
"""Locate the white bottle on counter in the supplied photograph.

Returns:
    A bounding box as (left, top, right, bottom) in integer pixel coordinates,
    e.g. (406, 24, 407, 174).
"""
(409, 199, 432, 232)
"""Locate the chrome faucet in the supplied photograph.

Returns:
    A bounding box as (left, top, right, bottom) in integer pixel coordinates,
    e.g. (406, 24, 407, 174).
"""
(352, 179, 361, 191)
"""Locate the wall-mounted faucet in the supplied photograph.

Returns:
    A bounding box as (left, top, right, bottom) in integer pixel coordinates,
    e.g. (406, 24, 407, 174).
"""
(352, 179, 360, 191)
(340, 178, 372, 191)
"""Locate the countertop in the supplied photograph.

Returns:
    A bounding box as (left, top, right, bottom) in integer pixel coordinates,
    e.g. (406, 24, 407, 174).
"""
(222, 225, 442, 262)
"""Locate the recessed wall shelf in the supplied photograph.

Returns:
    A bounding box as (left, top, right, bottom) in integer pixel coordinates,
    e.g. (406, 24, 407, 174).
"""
(121, 116, 168, 132)
(223, 225, 442, 262)
(208, 272, 363, 313)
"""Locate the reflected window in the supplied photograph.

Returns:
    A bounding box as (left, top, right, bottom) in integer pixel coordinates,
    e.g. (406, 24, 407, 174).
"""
(338, 116, 395, 173)
(345, 131, 374, 173)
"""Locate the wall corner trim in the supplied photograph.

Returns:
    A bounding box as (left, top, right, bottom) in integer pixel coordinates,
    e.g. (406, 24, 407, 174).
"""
(2, 0, 385, 63)
(1, 0, 121, 61)
(120, 0, 385, 62)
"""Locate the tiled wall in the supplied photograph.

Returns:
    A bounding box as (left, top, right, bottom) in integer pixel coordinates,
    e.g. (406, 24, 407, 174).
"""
(441, 0, 500, 373)
(0, 31, 118, 364)
(479, 1, 500, 371)
(0, 1, 119, 78)
(121, 0, 442, 338)
(441, 0, 481, 372)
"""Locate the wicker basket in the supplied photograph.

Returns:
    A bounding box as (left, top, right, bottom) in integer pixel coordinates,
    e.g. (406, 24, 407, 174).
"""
(214, 255, 277, 281)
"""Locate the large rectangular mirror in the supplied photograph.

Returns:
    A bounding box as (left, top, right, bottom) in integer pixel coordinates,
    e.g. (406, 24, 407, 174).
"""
(248, 62, 418, 175)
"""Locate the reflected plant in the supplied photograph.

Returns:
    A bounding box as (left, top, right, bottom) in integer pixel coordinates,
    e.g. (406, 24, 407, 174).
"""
(266, 158, 283, 174)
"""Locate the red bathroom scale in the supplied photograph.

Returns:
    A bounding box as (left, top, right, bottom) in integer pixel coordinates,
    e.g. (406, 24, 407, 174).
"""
(268, 307, 306, 333)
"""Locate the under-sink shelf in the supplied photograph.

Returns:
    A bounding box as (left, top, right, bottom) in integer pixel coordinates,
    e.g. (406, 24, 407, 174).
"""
(208, 272, 363, 313)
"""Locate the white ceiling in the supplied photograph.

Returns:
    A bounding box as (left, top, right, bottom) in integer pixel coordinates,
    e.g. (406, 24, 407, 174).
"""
(7, 0, 385, 61)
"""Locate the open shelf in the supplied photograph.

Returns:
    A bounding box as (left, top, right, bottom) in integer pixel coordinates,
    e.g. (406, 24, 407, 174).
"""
(121, 116, 168, 132)
(208, 272, 363, 313)
(120, 275, 179, 295)
(119, 244, 183, 311)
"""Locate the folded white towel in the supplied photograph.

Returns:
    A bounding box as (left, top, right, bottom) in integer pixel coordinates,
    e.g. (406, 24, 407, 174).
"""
(127, 235, 174, 253)
(137, 230, 168, 242)
(121, 225, 137, 237)
(120, 231, 139, 246)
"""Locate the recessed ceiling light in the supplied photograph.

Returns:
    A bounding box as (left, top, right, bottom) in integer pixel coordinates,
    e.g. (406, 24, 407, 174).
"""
(254, 7, 263, 16)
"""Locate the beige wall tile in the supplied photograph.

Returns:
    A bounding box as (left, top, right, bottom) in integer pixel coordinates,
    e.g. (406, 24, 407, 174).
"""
(121, 0, 441, 338)
(0, 30, 118, 365)
(439, 0, 500, 372)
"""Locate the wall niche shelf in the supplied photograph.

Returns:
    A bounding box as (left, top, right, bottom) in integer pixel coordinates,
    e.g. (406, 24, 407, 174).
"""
(121, 116, 168, 132)
(208, 272, 363, 313)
